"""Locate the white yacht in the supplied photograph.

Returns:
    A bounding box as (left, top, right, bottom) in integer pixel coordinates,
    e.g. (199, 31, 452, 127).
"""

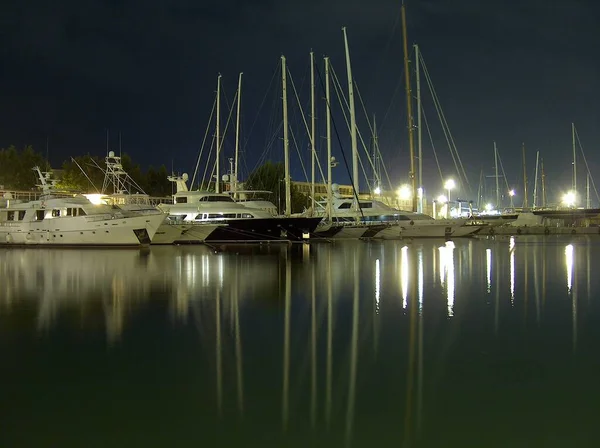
(0, 167, 165, 246)
(84, 151, 221, 245)
(313, 186, 480, 239)
(158, 174, 322, 242)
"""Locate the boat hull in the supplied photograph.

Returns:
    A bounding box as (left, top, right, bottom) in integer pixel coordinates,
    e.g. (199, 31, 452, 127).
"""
(375, 220, 481, 239)
(0, 213, 165, 246)
(205, 217, 322, 242)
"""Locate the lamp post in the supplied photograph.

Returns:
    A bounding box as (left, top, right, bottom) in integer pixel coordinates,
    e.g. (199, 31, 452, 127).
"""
(508, 189, 515, 208)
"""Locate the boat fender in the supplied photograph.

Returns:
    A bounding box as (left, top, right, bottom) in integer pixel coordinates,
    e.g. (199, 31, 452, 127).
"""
(544, 227, 550, 235)
(410, 220, 414, 226)
(5, 233, 12, 243)
(516, 228, 522, 235)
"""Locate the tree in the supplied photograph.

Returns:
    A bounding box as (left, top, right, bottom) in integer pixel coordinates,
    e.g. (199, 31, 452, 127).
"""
(245, 161, 309, 214)
(56, 155, 106, 192)
(0, 145, 48, 190)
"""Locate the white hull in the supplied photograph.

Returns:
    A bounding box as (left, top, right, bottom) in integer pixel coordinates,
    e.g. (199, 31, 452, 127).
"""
(0, 213, 165, 246)
(375, 220, 480, 239)
(152, 223, 221, 244)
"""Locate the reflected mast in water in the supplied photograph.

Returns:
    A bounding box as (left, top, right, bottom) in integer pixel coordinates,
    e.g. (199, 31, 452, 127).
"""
(282, 250, 291, 432)
(509, 237, 516, 306)
(565, 244, 577, 352)
(401, 246, 409, 310)
(345, 248, 360, 445)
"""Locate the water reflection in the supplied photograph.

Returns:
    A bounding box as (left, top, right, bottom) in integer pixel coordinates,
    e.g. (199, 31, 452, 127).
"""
(0, 237, 598, 447)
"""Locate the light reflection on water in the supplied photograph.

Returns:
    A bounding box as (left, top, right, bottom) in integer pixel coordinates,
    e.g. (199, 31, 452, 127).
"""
(1, 236, 599, 447)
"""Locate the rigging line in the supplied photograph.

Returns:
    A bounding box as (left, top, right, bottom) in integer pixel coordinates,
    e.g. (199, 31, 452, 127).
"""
(420, 54, 471, 192)
(496, 149, 511, 195)
(315, 56, 364, 220)
(354, 81, 394, 192)
(201, 135, 216, 191)
(575, 128, 600, 203)
(241, 61, 280, 155)
(422, 107, 444, 186)
(289, 127, 310, 183)
(420, 57, 462, 188)
(191, 95, 217, 189)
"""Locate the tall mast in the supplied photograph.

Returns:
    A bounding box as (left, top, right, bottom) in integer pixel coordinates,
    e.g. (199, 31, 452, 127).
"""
(587, 173, 591, 209)
(541, 158, 547, 208)
(342, 27, 360, 212)
(401, 4, 417, 212)
(215, 74, 222, 193)
(414, 43, 423, 213)
(234, 72, 243, 198)
(533, 150, 540, 208)
(310, 51, 316, 214)
(522, 143, 528, 208)
(494, 142, 500, 208)
(281, 56, 291, 216)
(572, 122, 577, 193)
(325, 57, 333, 220)
(372, 114, 380, 189)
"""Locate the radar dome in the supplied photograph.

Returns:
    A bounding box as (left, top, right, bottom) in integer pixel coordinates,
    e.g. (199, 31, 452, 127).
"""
(182, 173, 189, 181)
(108, 151, 115, 157)
(331, 183, 340, 191)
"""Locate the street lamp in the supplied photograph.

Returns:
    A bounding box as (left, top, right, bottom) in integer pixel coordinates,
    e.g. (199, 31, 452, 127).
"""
(397, 184, 412, 201)
(444, 179, 456, 203)
(562, 191, 576, 208)
(508, 189, 515, 208)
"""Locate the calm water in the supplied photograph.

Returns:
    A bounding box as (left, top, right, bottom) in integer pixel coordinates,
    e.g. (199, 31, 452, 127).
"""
(1, 236, 600, 447)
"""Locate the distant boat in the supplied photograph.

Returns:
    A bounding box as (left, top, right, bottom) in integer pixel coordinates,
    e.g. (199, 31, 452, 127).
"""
(0, 167, 165, 246)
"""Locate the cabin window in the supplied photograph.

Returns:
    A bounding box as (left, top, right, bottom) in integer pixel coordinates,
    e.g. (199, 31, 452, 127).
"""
(7, 211, 15, 221)
(222, 213, 237, 218)
(18, 211, 25, 220)
(200, 196, 234, 203)
(359, 202, 373, 209)
(66, 208, 73, 216)
(52, 209, 61, 217)
(241, 213, 254, 218)
(78, 208, 87, 216)
(35, 210, 45, 221)
(338, 202, 352, 209)
(167, 215, 185, 222)
(175, 197, 188, 204)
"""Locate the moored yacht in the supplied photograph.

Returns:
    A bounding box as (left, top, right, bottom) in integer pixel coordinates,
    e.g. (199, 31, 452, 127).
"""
(0, 167, 165, 246)
(157, 174, 321, 242)
(313, 187, 480, 239)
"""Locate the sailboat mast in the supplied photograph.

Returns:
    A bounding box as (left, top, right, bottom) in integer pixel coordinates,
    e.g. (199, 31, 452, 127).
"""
(572, 122, 577, 193)
(541, 158, 547, 208)
(215, 74, 222, 193)
(587, 173, 591, 208)
(401, 4, 417, 212)
(233, 72, 243, 198)
(325, 57, 333, 220)
(281, 56, 291, 216)
(342, 27, 360, 210)
(522, 143, 528, 208)
(310, 51, 316, 214)
(494, 142, 500, 208)
(414, 43, 423, 213)
(533, 150, 540, 208)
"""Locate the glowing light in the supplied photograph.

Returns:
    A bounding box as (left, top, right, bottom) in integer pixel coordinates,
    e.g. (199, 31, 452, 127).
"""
(398, 184, 412, 200)
(444, 179, 456, 191)
(508, 189, 515, 197)
(417, 187, 423, 198)
(401, 246, 408, 309)
(446, 241, 455, 317)
(485, 203, 494, 211)
(375, 259, 380, 314)
(509, 237, 515, 305)
(562, 191, 577, 207)
(437, 194, 448, 204)
(565, 244, 574, 292)
(438, 246, 446, 285)
(486, 248, 492, 293)
(84, 193, 106, 205)
(374, 187, 381, 195)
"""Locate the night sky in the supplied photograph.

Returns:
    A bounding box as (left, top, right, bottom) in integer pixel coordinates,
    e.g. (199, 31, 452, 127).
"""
(1, 0, 599, 201)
